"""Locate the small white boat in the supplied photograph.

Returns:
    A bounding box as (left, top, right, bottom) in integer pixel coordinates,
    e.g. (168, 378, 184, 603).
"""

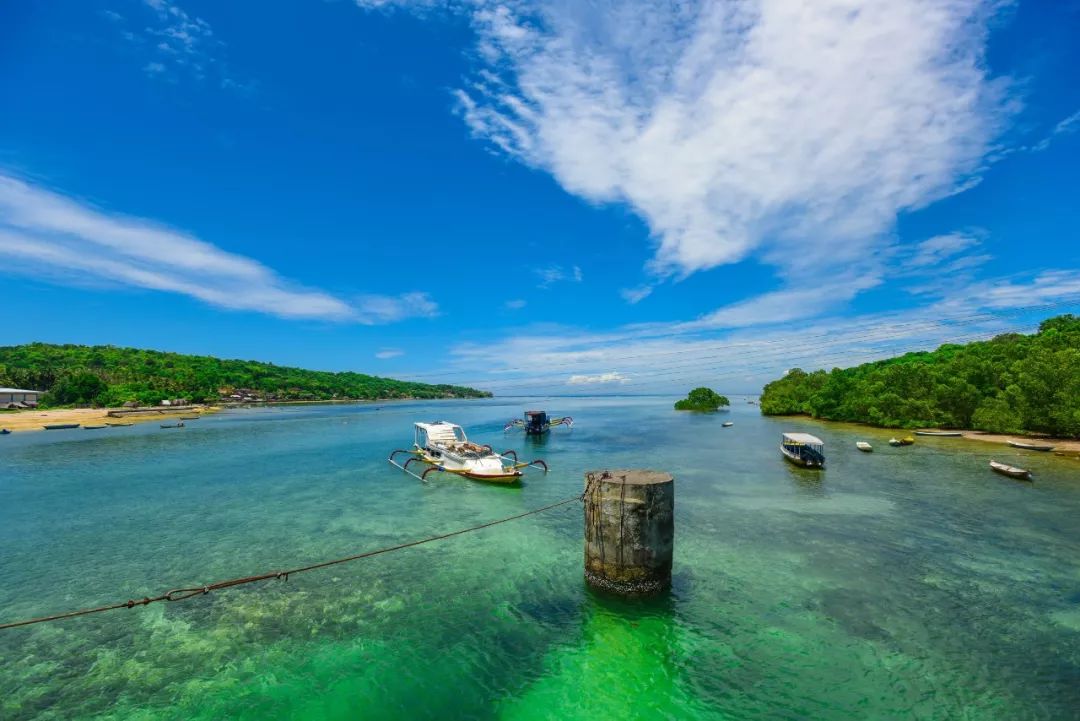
(888, 438, 903, 446)
(722, 421, 734, 427)
(990, 460, 1032, 481)
(780, 433, 824, 468)
(915, 430, 963, 437)
(389, 421, 547, 484)
(856, 441, 873, 452)
(1007, 441, 1055, 452)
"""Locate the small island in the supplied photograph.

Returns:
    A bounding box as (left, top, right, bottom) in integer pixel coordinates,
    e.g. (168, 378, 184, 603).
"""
(674, 387, 730, 412)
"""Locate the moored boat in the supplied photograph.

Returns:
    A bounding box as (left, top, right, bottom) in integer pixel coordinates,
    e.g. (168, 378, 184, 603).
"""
(105, 422, 134, 427)
(504, 410, 572, 435)
(43, 423, 80, 430)
(160, 422, 185, 429)
(83, 425, 108, 430)
(915, 430, 963, 437)
(900, 436, 915, 445)
(990, 460, 1032, 480)
(0, 428, 10, 435)
(179, 415, 200, 420)
(780, 433, 825, 468)
(888, 438, 903, 446)
(1008, 441, 1055, 452)
(722, 421, 734, 427)
(856, 441, 873, 452)
(391, 421, 547, 483)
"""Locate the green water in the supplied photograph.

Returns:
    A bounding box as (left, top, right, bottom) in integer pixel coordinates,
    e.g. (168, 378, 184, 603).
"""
(1, 397, 1078, 720)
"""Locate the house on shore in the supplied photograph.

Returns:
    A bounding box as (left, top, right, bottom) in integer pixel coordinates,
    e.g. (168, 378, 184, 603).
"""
(1, 387, 42, 408)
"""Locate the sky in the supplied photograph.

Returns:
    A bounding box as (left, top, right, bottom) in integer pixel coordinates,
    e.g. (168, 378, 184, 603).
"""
(1, 0, 1079, 394)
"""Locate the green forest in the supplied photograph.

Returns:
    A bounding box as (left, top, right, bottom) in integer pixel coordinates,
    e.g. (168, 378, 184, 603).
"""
(0, 343, 490, 407)
(674, 387, 731, 411)
(759, 315, 1080, 438)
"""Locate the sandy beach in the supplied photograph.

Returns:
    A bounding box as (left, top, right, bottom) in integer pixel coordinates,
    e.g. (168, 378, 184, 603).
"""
(0, 406, 217, 432)
(953, 431, 1080, 456)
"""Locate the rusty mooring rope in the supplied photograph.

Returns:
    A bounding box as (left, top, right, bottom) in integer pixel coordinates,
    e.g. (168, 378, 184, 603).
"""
(0, 493, 585, 631)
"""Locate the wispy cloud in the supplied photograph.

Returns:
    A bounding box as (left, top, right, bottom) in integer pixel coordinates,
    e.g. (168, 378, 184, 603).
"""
(908, 232, 983, 269)
(1032, 109, 1080, 152)
(0, 173, 437, 324)
(355, 292, 439, 324)
(620, 286, 653, 304)
(535, 264, 583, 288)
(446, 0, 1013, 288)
(103, 1, 250, 90)
(567, 371, 628, 386)
(505, 298, 527, 310)
(375, 348, 404, 359)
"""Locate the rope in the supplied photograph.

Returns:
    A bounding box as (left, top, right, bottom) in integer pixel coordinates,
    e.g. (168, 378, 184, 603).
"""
(0, 493, 586, 631)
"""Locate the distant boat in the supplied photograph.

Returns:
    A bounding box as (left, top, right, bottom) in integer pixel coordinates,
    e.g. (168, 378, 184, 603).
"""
(990, 460, 1032, 481)
(915, 430, 963, 437)
(722, 421, 734, 427)
(43, 423, 80, 430)
(888, 438, 909, 447)
(83, 425, 108, 430)
(160, 422, 185, 429)
(856, 441, 873, 452)
(1008, 441, 1055, 452)
(105, 422, 134, 427)
(0, 428, 11, 435)
(900, 436, 915, 445)
(179, 415, 200, 420)
(780, 432, 825, 468)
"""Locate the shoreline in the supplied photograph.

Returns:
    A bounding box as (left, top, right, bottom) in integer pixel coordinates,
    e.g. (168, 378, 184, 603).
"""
(0, 406, 220, 433)
(766, 414, 1080, 456)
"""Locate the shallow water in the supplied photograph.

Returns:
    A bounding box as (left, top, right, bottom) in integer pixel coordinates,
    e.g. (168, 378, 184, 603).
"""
(1, 398, 1078, 720)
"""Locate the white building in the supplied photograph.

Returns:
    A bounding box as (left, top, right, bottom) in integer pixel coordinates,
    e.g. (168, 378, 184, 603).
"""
(0, 388, 41, 406)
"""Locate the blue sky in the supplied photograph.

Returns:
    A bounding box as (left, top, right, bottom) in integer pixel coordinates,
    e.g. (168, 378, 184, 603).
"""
(1, 0, 1078, 394)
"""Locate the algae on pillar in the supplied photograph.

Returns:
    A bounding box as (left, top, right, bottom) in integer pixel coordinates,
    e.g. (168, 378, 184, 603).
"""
(583, 469, 674, 595)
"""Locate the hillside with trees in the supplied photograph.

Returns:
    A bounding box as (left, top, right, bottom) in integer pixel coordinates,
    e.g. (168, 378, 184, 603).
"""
(759, 315, 1080, 437)
(0, 343, 490, 407)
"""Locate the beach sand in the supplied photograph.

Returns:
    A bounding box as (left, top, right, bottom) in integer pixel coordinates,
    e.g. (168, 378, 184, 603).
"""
(0, 407, 218, 432)
(954, 431, 1080, 456)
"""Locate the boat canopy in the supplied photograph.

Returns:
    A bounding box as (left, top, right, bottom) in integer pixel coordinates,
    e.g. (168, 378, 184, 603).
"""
(782, 432, 823, 446)
(415, 421, 466, 446)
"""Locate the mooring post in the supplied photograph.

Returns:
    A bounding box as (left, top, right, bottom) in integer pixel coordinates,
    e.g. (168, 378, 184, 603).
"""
(583, 469, 674, 595)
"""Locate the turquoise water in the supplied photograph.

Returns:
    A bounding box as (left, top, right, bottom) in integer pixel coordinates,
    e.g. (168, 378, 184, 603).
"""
(2, 397, 1079, 720)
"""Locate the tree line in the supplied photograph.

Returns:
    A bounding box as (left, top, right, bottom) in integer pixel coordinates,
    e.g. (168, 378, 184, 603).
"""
(0, 343, 490, 407)
(759, 315, 1080, 438)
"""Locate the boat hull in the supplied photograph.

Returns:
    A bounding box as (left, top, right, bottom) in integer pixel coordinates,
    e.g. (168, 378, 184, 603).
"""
(990, 462, 1032, 480)
(915, 431, 963, 437)
(781, 448, 823, 468)
(1008, 441, 1054, 452)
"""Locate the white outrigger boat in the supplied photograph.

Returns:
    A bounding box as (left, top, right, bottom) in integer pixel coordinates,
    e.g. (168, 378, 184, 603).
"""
(389, 421, 547, 484)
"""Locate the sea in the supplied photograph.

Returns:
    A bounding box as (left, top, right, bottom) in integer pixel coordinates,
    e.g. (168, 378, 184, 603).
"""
(1, 397, 1078, 720)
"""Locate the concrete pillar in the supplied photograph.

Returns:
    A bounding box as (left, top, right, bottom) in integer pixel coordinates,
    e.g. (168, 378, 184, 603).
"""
(583, 469, 674, 595)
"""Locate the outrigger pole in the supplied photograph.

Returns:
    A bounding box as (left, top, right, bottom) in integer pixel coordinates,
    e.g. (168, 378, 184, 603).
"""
(388, 449, 431, 483)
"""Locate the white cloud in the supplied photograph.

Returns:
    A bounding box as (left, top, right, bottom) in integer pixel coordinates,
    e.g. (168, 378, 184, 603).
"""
(505, 298, 527, 310)
(447, 0, 1012, 284)
(535, 264, 583, 288)
(355, 292, 439, 324)
(1032, 109, 1080, 152)
(375, 348, 404, 359)
(908, 232, 982, 268)
(620, 285, 653, 304)
(567, 371, 628, 385)
(0, 173, 437, 324)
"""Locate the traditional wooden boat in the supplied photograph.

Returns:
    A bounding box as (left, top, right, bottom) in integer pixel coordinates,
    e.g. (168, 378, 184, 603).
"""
(900, 436, 915, 445)
(780, 433, 825, 468)
(856, 441, 873, 452)
(1008, 441, 1055, 452)
(915, 430, 963, 437)
(179, 415, 200, 420)
(888, 438, 903, 446)
(105, 422, 134, 427)
(160, 422, 185, 429)
(504, 410, 572, 436)
(391, 421, 547, 483)
(990, 460, 1032, 480)
(83, 425, 108, 430)
(43, 423, 80, 430)
(722, 421, 734, 427)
